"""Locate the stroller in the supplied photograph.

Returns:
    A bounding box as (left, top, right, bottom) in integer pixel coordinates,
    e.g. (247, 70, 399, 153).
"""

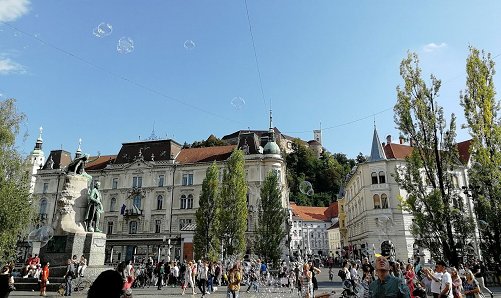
(340, 279, 358, 298)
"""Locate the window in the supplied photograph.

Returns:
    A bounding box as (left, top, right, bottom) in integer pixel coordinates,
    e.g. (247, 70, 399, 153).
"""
(371, 172, 378, 184)
(110, 197, 117, 212)
(373, 194, 381, 209)
(381, 194, 389, 209)
(39, 199, 47, 214)
(180, 195, 187, 209)
(43, 183, 49, 194)
(187, 194, 193, 209)
(379, 171, 386, 184)
(182, 173, 193, 186)
(112, 178, 118, 189)
(157, 195, 163, 210)
(158, 175, 165, 187)
(129, 221, 137, 234)
(107, 222, 113, 235)
(179, 218, 192, 230)
(155, 220, 162, 233)
(132, 176, 142, 188)
(133, 195, 141, 209)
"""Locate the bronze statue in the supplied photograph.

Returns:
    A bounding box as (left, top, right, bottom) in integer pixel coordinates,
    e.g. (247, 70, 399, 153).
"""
(66, 154, 90, 175)
(85, 181, 103, 232)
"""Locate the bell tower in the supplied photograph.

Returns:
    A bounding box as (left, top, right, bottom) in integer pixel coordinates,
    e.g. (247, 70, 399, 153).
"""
(27, 126, 45, 193)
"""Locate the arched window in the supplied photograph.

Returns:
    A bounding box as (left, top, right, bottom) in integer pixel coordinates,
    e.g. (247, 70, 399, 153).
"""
(39, 199, 47, 214)
(379, 171, 386, 184)
(373, 194, 381, 209)
(110, 197, 116, 212)
(187, 194, 193, 209)
(381, 194, 389, 209)
(371, 172, 378, 184)
(129, 221, 137, 234)
(157, 195, 163, 210)
(133, 195, 141, 209)
(180, 195, 187, 209)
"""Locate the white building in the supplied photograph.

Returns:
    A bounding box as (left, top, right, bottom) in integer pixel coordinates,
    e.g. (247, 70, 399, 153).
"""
(27, 121, 290, 264)
(344, 127, 477, 261)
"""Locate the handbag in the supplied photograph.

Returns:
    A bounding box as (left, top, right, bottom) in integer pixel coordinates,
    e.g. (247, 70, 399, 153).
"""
(474, 293, 485, 298)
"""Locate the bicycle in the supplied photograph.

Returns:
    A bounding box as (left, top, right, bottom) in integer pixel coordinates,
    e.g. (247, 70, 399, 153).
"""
(57, 275, 92, 296)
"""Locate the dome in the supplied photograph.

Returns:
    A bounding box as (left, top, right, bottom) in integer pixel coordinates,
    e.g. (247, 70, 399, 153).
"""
(263, 141, 280, 155)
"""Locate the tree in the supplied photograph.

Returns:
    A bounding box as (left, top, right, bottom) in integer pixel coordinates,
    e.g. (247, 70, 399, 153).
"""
(356, 152, 367, 164)
(460, 46, 501, 261)
(194, 162, 221, 261)
(393, 53, 474, 266)
(255, 171, 286, 266)
(191, 135, 226, 148)
(217, 150, 248, 257)
(0, 99, 33, 262)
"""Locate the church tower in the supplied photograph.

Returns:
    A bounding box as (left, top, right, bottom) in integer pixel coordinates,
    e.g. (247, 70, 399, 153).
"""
(27, 127, 45, 194)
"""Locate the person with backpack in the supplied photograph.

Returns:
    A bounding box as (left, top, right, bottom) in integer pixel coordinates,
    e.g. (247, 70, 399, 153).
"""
(64, 258, 75, 296)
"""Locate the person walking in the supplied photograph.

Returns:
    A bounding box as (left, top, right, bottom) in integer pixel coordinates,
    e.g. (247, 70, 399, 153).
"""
(182, 261, 196, 295)
(472, 260, 493, 298)
(405, 263, 416, 298)
(197, 260, 208, 296)
(450, 267, 462, 298)
(227, 264, 241, 298)
(463, 270, 481, 298)
(301, 263, 313, 298)
(424, 263, 443, 298)
(64, 259, 75, 296)
(39, 262, 50, 297)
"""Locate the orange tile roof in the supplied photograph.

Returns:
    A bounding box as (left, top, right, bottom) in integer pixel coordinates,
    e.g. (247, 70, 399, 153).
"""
(176, 145, 236, 164)
(383, 140, 472, 165)
(290, 202, 329, 222)
(86, 155, 116, 171)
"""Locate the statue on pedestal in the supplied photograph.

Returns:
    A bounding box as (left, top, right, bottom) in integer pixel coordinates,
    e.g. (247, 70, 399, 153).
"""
(85, 181, 103, 233)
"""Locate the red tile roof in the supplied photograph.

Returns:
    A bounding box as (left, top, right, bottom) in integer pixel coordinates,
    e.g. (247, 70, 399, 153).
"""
(383, 140, 472, 165)
(86, 155, 117, 171)
(325, 201, 339, 219)
(176, 145, 236, 164)
(290, 202, 329, 222)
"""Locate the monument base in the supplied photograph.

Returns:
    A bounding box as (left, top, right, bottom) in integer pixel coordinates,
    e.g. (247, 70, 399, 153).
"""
(40, 232, 110, 276)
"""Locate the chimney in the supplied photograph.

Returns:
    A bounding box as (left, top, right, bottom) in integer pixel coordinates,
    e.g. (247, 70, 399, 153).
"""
(386, 135, 392, 144)
(399, 136, 404, 144)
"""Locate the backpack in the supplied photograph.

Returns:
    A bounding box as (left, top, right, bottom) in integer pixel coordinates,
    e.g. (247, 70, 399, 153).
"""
(338, 269, 346, 280)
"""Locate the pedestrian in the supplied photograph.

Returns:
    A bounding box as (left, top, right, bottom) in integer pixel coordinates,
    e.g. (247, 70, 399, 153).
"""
(301, 263, 313, 298)
(39, 262, 50, 297)
(197, 260, 208, 296)
(245, 269, 259, 293)
(472, 260, 493, 298)
(424, 263, 443, 298)
(405, 263, 416, 298)
(435, 260, 453, 298)
(207, 262, 214, 294)
(463, 270, 481, 298)
(227, 264, 241, 298)
(182, 261, 196, 295)
(369, 255, 410, 297)
(78, 255, 87, 277)
(450, 267, 462, 298)
(0, 265, 14, 298)
(87, 270, 124, 298)
(64, 258, 75, 296)
(156, 261, 164, 290)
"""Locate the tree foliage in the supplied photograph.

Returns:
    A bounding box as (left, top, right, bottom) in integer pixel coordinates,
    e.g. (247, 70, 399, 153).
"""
(0, 99, 33, 262)
(194, 162, 221, 261)
(190, 135, 227, 148)
(217, 150, 248, 257)
(460, 46, 501, 261)
(255, 171, 286, 267)
(393, 53, 474, 266)
(285, 138, 353, 206)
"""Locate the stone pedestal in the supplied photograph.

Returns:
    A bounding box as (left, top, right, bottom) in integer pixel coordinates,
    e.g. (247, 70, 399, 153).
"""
(52, 175, 88, 235)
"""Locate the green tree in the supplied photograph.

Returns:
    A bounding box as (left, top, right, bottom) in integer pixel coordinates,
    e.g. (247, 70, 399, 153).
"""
(194, 162, 221, 260)
(255, 171, 286, 266)
(394, 53, 474, 266)
(191, 135, 227, 148)
(460, 46, 501, 261)
(0, 99, 33, 262)
(218, 150, 248, 256)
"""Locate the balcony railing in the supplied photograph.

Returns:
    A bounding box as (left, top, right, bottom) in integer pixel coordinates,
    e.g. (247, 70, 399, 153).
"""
(123, 208, 143, 217)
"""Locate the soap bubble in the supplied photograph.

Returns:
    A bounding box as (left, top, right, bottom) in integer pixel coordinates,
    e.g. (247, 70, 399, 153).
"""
(231, 96, 245, 110)
(27, 226, 54, 248)
(299, 181, 313, 196)
(184, 40, 196, 50)
(117, 37, 134, 54)
(93, 22, 113, 38)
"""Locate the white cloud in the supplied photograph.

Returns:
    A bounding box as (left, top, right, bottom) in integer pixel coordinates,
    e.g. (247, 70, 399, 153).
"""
(0, 0, 30, 22)
(0, 57, 26, 74)
(423, 42, 447, 53)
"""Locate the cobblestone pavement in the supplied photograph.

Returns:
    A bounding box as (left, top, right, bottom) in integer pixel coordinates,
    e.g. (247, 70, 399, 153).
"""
(10, 268, 501, 297)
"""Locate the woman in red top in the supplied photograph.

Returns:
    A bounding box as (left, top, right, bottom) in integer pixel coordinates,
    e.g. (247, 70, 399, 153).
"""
(405, 263, 416, 298)
(39, 262, 49, 297)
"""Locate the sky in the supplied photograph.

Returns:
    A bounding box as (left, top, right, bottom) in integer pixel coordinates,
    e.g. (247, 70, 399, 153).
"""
(2, 0, 501, 159)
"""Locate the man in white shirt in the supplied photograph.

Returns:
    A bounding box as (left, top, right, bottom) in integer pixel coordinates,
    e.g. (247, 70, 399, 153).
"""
(436, 260, 453, 298)
(425, 263, 443, 298)
(172, 262, 179, 285)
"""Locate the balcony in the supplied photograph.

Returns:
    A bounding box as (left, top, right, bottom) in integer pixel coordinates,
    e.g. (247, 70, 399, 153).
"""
(123, 208, 143, 217)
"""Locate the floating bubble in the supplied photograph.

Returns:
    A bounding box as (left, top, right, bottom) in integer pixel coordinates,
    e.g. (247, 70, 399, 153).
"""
(478, 219, 489, 231)
(306, 188, 314, 196)
(27, 226, 54, 248)
(117, 37, 134, 54)
(93, 22, 113, 38)
(299, 181, 313, 195)
(184, 40, 196, 50)
(231, 96, 245, 110)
